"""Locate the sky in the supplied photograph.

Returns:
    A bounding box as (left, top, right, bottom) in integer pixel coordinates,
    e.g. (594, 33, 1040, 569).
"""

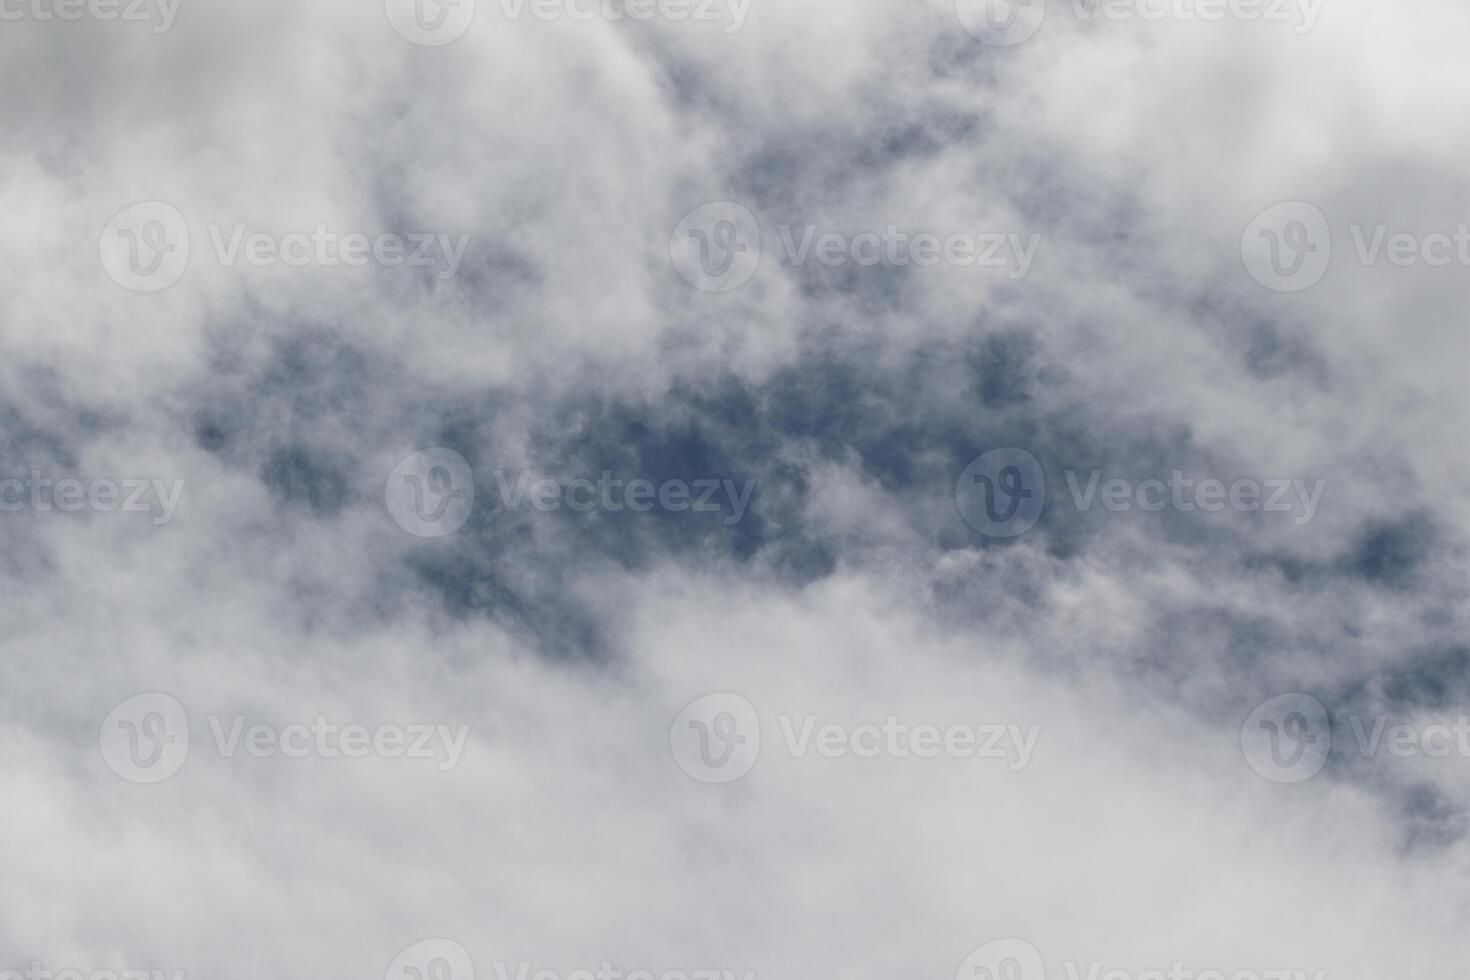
(1, 0, 1468, 978)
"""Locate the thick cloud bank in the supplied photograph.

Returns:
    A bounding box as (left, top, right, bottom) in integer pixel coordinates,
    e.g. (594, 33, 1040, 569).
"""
(0, 1, 1467, 978)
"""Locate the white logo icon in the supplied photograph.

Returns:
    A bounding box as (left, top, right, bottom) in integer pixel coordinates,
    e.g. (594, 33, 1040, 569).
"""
(386, 939, 475, 980)
(956, 0, 1047, 46)
(958, 938, 1047, 980)
(385, 0, 476, 46)
(1242, 202, 1332, 292)
(100, 201, 190, 292)
(99, 693, 190, 783)
(670, 202, 761, 292)
(670, 693, 760, 783)
(956, 448, 1046, 538)
(1241, 693, 1331, 784)
(386, 448, 476, 538)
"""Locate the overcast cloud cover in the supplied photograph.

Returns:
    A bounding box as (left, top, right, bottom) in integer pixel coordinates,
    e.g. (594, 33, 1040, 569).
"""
(1, 0, 1468, 977)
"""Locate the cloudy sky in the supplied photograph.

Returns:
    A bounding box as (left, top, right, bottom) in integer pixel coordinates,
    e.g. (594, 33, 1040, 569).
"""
(2, 0, 1468, 977)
